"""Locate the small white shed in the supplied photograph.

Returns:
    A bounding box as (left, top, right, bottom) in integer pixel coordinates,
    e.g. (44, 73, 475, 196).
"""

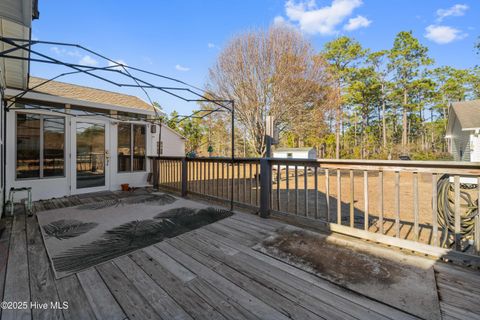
(273, 148, 317, 159)
(446, 100, 480, 162)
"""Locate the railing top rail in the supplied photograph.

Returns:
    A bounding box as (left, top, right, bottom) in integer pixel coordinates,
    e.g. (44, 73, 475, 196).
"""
(268, 157, 480, 168)
(268, 158, 480, 175)
(150, 156, 480, 173)
(150, 156, 261, 163)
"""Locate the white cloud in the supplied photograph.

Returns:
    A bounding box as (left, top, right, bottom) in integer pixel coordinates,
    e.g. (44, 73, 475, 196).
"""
(175, 64, 190, 72)
(207, 42, 216, 48)
(344, 15, 371, 31)
(436, 4, 468, 22)
(79, 55, 98, 66)
(273, 15, 286, 25)
(284, 0, 363, 35)
(424, 25, 467, 44)
(107, 59, 127, 70)
(50, 46, 62, 55)
(67, 50, 81, 58)
(50, 46, 81, 58)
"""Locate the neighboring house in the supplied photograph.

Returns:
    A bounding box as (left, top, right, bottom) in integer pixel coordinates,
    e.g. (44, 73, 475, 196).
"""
(0, 0, 39, 216)
(160, 124, 186, 157)
(445, 100, 480, 162)
(4, 76, 185, 202)
(273, 147, 317, 160)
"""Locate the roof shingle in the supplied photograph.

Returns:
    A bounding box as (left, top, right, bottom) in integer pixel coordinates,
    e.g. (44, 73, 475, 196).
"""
(29, 76, 153, 112)
(451, 100, 480, 130)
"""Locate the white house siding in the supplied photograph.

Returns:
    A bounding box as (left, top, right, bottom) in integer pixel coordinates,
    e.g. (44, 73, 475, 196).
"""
(160, 125, 186, 157)
(450, 118, 472, 161)
(273, 149, 317, 159)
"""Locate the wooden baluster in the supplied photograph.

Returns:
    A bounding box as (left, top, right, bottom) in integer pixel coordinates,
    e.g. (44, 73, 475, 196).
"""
(295, 165, 299, 215)
(379, 171, 384, 234)
(314, 166, 318, 219)
(364, 170, 369, 231)
(256, 163, 260, 206)
(163, 161, 167, 186)
(243, 162, 247, 204)
(350, 170, 354, 228)
(237, 163, 240, 203)
(249, 163, 253, 205)
(216, 161, 220, 198)
(395, 171, 400, 238)
(203, 161, 207, 195)
(454, 175, 461, 251)
(177, 161, 179, 189)
(277, 163, 281, 211)
(432, 173, 438, 246)
(475, 177, 480, 254)
(304, 165, 308, 217)
(166, 161, 170, 187)
(227, 162, 231, 200)
(413, 172, 419, 241)
(286, 165, 290, 213)
(174, 161, 177, 190)
(208, 161, 210, 194)
(325, 169, 330, 222)
(337, 169, 341, 225)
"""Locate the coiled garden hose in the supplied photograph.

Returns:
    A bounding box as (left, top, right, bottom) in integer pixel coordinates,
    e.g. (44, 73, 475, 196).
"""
(436, 174, 479, 249)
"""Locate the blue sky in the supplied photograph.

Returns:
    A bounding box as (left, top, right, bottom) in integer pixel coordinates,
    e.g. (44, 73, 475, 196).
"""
(31, 0, 480, 115)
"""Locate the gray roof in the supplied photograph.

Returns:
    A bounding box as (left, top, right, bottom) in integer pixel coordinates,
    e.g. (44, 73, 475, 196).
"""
(274, 147, 315, 152)
(450, 100, 480, 130)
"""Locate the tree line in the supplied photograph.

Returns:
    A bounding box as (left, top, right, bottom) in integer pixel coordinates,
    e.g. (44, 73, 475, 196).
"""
(161, 27, 480, 160)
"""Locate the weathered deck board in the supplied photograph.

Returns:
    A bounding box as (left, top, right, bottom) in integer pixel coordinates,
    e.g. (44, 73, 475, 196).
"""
(76, 268, 126, 320)
(195, 227, 417, 320)
(169, 236, 331, 320)
(96, 262, 160, 320)
(0, 217, 12, 319)
(155, 241, 290, 320)
(2, 213, 31, 320)
(26, 215, 64, 320)
(130, 250, 226, 320)
(194, 226, 404, 320)
(55, 274, 96, 320)
(113, 255, 193, 320)
(0, 191, 478, 320)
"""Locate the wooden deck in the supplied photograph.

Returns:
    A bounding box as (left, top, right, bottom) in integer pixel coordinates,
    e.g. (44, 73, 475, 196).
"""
(0, 193, 479, 320)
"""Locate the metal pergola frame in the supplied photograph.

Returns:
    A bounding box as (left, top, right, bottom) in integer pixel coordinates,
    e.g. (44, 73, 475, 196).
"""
(0, 36, 236, 209)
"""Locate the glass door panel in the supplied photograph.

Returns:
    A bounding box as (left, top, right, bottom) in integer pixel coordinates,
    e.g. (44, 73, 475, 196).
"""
(76, 122, 106, 189)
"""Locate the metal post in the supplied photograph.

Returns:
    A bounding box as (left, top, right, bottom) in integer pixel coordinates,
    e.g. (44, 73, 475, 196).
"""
(152, 158, 159, 189)
(259, 158, 271, 218)
(181, 157, 188, 197)
(230, 100, 235, 211)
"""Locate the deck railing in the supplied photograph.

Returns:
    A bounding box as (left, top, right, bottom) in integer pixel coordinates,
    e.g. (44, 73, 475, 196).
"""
(150, 156, 480, 264)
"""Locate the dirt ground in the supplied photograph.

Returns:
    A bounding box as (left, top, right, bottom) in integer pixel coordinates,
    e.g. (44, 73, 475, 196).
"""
(158, 161, 478, 246)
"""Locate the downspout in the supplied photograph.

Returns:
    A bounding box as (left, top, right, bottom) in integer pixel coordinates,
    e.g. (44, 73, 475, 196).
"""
(2, 95, 6, 214)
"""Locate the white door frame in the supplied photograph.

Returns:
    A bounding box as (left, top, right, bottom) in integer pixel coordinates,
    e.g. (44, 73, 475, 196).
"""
(71, 117, 111, 194)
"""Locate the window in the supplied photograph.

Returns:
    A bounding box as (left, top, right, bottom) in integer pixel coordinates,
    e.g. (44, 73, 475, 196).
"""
(287, 152, 293, 158)
(16, 113, 65, 179)
(118, 123, 146, 172)
(118, 123, 131, 172)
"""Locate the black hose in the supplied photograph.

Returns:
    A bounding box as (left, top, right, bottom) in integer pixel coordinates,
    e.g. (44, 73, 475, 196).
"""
(437, 174, 479, 249)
